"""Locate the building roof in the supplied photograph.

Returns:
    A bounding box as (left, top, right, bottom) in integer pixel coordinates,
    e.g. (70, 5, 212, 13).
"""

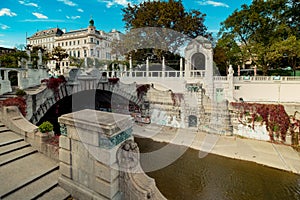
(28, 28, 64, 39)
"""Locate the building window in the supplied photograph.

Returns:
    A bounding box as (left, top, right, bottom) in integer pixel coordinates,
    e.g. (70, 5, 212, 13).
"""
(65, 42, 67, 46)
(84, 40, 86, 44)
(62, 62, 64, 66)
(69, 41, 72, 46)
(84, 50, 87, 57)
(90, 38, 94, 43)
(73, 41, 75, 45)
(62, 42, 64, 46)
(106, 52, 111, 60)
(97, 50, 100, 58)
(97, 40, 99, 45)
(78, 40, 80, 45)
(58, 43, 60, 46)
(235, 86, 241, 90)
(66, 62, 68, 66)
(90, 49, 94, 56)
(73, 51, 76, 57)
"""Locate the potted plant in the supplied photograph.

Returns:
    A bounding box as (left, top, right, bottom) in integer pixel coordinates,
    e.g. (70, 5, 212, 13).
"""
(15, 89, 27, 97)
(38, 121, 54, 136)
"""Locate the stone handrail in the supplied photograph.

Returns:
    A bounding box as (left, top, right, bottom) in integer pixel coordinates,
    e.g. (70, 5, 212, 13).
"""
(233, 76, 300, 82)
(1, 106, 38, 136)
(0, 106, 58, 160)
(121, 70, 205, 78)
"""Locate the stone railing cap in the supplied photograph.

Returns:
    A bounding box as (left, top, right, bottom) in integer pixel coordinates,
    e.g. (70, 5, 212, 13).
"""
(58, 109, 133, 134)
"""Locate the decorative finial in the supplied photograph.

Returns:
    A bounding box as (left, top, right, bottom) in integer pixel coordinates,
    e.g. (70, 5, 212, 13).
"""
(89, 16, 94, 26)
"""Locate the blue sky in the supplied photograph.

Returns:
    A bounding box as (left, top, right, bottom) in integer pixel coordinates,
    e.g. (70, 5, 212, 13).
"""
(0, 0, 252, 48)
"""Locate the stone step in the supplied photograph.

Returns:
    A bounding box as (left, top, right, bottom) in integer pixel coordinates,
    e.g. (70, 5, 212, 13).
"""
(0, 126, 9, 133)
(0, 146, 37, 166)
(0, 140, 31, 156)
(37, 186, 71, 200)
(3, 171, 61, 200)
(0, 132, 24, 147)
(0, 153, 58, 198)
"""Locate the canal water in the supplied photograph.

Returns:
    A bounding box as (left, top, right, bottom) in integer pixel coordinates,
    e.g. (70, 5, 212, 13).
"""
(135, 137, 300, 200)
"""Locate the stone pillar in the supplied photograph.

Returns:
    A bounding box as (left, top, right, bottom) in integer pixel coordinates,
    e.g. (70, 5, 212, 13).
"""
(38, 49, 42, 68)
(58, 110, 133, 200)
(184, 59, 190, 78)
(180, 58, 183, 78)
(129, 56, 132, 77)
(4, 70, 9, 80)
(162, 56, 165, 78)
(26, 49, 32, 69)
(146, 57, 149, 78)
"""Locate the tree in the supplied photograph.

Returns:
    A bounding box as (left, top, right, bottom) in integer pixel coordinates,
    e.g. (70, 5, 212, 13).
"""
(267, 35, 300, 75)
(50, 46, 68, 71)
(69, 56, 84, 68)
(218, 0, 299, 74)
(0, 49, 28, 68)
(121, 0, 212, 63)
(214, 33, 246, 75)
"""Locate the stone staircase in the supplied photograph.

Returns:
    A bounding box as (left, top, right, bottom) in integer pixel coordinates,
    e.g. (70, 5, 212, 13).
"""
(0, 122, 71, 200)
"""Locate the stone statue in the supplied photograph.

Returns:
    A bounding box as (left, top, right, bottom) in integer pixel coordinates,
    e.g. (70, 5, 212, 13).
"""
(117, 139, 140, 171)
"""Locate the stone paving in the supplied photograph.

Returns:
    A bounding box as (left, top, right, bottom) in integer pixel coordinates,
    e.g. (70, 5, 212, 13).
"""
(133, 124, 300, 175)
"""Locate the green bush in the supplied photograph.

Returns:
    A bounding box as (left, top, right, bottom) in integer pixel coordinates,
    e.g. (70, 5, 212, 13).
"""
(15, 89, 26, 96)
(38, 121, 54, 133)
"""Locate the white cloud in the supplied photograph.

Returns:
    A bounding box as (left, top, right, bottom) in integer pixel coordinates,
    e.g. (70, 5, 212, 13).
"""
(0, 24, 10, 30)
(98, 0, 130, 8)
(66, 15, 80, 20)
(0, 34, 4, 36)
(32, 12, 48, 19)
(19, 1, 38, 7)
(22, 19, 65, 22)
(0, 8, 17, 17)
(57, 0, 77, 7)
(198, 0, 229, 8)
(77, 8, 84, 12)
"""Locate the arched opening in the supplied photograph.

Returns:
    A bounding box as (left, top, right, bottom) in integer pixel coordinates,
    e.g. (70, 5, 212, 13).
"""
(8, 71, 18, 87)
(37, 89, 140, 134)
(188, 115, 197, 127)
(191, 53, 205, 70)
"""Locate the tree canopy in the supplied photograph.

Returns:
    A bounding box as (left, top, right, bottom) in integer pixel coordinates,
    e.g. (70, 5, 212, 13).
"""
(121, 0, 212, 65)
(50, 46, 68, 70)
(216, 0, 300, 75)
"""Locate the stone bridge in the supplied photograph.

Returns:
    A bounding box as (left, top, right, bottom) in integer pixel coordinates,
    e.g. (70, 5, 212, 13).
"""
(29, 74, 142, 125)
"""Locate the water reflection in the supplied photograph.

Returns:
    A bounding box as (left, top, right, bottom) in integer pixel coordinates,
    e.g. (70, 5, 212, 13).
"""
(135, 137, 300, 200)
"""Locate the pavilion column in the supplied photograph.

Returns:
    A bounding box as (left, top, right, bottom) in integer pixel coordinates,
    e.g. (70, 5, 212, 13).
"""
(4, 71, 9, 81)
(146, 57, 149, 78)
(180, 58, 183, 78)
(162, 56, 166, 78)
(129, 56, 132, 77)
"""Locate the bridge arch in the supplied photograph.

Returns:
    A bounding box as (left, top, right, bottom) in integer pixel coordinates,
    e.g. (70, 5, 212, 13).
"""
(35, 87, 141, 134)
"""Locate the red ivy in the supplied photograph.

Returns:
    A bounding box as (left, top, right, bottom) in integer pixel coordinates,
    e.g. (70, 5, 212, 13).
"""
(171, 92, 184, 106)
(108, 77, 119, 84)
(41, 76, 66, 101)
(136, 84, 150, 99)
(231, 102, 290, 141)
(0, 97, 27, 116)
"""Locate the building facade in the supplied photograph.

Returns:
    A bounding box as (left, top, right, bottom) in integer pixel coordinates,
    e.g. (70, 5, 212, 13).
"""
(27, 19, 123, 74)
